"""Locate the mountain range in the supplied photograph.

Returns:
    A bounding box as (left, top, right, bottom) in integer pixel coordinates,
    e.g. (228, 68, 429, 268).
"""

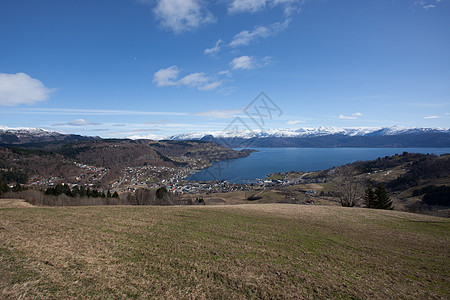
(130, 126, 450, 148)
(1, 125, 450, 148)
(0, 125, 98, 144)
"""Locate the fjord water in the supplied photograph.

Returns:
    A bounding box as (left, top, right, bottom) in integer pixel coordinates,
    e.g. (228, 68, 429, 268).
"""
(187, 148, 450, 183)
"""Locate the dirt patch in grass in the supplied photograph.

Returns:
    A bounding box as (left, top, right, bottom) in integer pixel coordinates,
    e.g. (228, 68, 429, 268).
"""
(1, 204, 449, 299)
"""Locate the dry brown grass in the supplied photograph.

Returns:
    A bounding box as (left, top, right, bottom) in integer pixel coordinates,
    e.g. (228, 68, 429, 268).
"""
(0, 199, 34, 208)
(1, 204, 449, 299)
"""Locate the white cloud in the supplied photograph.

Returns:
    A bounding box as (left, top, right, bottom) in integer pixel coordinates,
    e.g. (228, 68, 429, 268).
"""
(17, 108, 189, 116)
(230, 56, 273, 70)
(153, 66, 180, 86)
(192, 109, 243, 119)
(53, 119, 101, 126)
(338, 115, 357, 120)
(198, 81, 222, 91)
(0, 73, 54, 106)
(68, 119, 100, 126)
(228, 0, 299, 15)
(149, 0, 215, 33)
(229, 20, 290, 47)
(204, 39, 223, 55)
(178, 72, 209, 86)
(217, 70, 232, 77)
(338, 112, 363, 119)
(230, 56, 257, 70)
(424, 116, 439, 119)
(287, 120, 306, 125)
(153, 66, 222, 91)
(228, 0, 267, 14)
(415, 0, 441, 9)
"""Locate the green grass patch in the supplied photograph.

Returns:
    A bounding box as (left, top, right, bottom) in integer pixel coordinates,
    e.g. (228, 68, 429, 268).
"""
(0, 205, 449, 299)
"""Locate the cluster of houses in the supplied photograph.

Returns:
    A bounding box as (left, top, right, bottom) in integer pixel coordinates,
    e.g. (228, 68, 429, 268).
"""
(23, 158, 328, 198)
(27, 162, 108, 189)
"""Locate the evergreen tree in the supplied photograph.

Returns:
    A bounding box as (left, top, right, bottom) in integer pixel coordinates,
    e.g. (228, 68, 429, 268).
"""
(12, 184, 24, 192)
(364, 185, 376, 208)
(156, 187, 168, 199)
(112, 191, 119, 198)
(45, 187, 55, 195)
(54, 183, 63, 195)
(80, 186, 87, 197)
(374, 183, 393, 210)
(72, 186, 81, 197)
(0, 178, 9, 195)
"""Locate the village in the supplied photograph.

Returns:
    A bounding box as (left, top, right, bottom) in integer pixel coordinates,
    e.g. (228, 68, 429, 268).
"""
(22, 159, 328, 198)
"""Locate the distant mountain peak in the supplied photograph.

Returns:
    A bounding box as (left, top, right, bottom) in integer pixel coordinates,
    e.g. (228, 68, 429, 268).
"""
(156, 126, 449, 141)
(0, 125, 97, 144)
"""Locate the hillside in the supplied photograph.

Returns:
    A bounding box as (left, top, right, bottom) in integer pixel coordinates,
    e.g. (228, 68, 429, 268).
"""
(265, 152, 450, 215)
(0, 139, 252, 190)
(1, 204, 448, 299)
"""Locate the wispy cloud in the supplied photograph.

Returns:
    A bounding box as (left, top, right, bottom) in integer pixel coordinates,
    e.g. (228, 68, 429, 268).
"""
(424, 115, 439, 119)
(230, 56, 272, 70)
(287, 120, 306, 125)
(52, 119, 102, 126)
(178, 72, 220, 90)
(229, 19, 290, 47)
(13, 108, 189, 116)
(205, 19, 290, 56)
(410, 102, 449, 107)
(140, 0, 215, 33)
(230, 56, 257, 70)
(153, 66, 222, 91)
(217, 70, 232, 77)
(228, 0, 300, 15)
(192, 109, 243, 119)
(204, 39, 223, 55)
(338, 112, 363, 120)
(415, 0, 442, 9)
(153, 66, 180, 87)
(0, 73, 55, 106)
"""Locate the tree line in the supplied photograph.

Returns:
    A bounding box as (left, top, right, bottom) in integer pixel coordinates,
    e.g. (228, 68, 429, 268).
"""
(45, 183, 119, 198)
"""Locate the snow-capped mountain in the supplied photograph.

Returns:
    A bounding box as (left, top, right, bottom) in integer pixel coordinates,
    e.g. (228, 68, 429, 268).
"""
(156, 126, 450, 148)
(159, 126, 450, 141)
(0, 126, 97, 144)
(0, 125, 60, 137)
(1, 125, 449, 147)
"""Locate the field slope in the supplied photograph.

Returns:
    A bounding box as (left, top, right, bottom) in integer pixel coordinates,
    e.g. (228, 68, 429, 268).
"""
(1, 204, 449, 299)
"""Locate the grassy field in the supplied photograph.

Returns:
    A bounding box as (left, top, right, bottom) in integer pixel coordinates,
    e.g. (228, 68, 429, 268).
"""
(1, 202, 449, 299)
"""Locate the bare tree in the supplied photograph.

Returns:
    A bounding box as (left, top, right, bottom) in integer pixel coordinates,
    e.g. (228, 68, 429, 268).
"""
(332, 165, 364, 207)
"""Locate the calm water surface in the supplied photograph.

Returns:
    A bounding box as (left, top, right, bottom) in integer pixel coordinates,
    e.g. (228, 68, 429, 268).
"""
(187, 148, 450, 183)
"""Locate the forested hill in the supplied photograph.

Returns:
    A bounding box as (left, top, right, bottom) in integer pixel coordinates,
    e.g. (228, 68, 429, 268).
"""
(0, 139, 253, 190)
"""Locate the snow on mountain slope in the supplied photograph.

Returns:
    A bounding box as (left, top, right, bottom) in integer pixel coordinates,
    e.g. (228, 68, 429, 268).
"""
(2, 125, 449, 142)
(158, 126, 449, 141)
(0, 125, 61, 137)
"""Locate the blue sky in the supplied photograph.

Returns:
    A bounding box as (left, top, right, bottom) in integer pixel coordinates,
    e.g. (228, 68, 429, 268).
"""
(1, 0, 449, 138)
